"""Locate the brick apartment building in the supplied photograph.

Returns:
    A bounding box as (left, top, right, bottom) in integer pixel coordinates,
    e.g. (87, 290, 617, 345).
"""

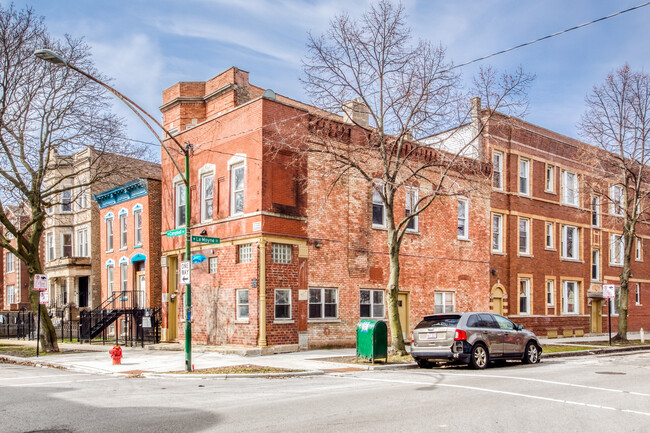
(158, 67, 491, 349)
(1, 204, 33, 311)
(94, 177, 162, 313)
(43, 147, 160, 319)
(484, 112, 650, 336)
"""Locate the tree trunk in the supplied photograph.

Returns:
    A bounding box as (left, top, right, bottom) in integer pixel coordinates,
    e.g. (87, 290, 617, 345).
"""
(614, 230, 634, 343)
(27, 271, 59, 352)
(386, 225, 406, 355)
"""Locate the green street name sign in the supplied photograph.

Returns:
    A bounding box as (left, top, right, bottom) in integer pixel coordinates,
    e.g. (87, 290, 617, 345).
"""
(166, 228, 186, 237)
(191, 235, 220, 244)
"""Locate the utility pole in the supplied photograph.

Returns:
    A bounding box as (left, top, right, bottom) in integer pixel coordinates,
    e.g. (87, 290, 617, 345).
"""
(184, 143, 192, 371)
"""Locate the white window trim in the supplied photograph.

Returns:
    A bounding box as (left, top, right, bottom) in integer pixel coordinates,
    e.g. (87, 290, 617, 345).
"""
(201, 171, 215, 223)
(561, 225, 579, 260)
(372, 183, 386, 228)
(6, 252, 15, 273)
(134, 209, 143, 246)
(562, 280, 579, 315)
(546, 279, 554, 307)
(545, 222, 554, 250)
(46, 232, 55, 262)
(457, 197, 469, 240)
(60, 232, 73, 258)
(636, 283, 642, 306)
(229, 156, 246, 216)
(636, 238, 642, 261)
(173, 173, 186, 228)
(492, 213, 503, 253)
(592, 195, 600, 227)
(61, 187, 73, 213)
(519, 278, 530, 315)
(434, 291, 455, 314)
(519, 158, 530, 196)
(592, 249, 600, 281)
(119, 211, 128, 250)
(561, 170, 579, 206)
(405, 187, 419, 232)
(610, 185, 624, 216)
(274, 288, 292, 321)
(209, 257, 218, 274)
(308, 287, 339, 320)
(518, 218, 530, 255)
(545, 164, 555, 193)
(610, 234, 624, 266)
(360, 289, 385, 319)
(493, 151, 503, 190)
(236, 289, 249, 321)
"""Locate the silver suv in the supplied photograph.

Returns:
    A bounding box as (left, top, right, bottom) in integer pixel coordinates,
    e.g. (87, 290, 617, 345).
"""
(411, 312, 542, 369)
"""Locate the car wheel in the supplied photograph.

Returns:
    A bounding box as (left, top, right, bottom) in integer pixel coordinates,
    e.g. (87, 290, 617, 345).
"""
(470, 344, 489, 369)
(523, 341, 540, 364)
(415, 358, 435, 369)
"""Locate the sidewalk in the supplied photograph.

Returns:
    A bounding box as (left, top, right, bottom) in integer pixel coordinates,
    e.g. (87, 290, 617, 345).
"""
(1, 332, 648, 377)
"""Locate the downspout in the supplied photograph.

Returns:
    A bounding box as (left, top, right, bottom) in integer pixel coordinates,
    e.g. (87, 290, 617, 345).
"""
(258, 238, 267, 346)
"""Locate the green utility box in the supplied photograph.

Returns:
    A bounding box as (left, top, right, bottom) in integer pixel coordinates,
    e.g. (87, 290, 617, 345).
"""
(356, 320, 388, 363)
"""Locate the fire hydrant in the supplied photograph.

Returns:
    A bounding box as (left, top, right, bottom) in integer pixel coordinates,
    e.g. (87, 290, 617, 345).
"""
(109, 346, 122, 365)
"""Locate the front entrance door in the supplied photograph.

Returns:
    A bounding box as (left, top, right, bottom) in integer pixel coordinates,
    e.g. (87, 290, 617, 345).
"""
(491, 285, 504, 315)
(398, 292, 409, 341)
(167, 256, 178, 341)
(590, 299, 603, 333)
(137, 272, 146, 308)
(78, 276, 89, 308)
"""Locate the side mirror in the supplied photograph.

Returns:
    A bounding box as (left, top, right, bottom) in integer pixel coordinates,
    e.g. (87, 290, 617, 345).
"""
(516, 324, 524, 331)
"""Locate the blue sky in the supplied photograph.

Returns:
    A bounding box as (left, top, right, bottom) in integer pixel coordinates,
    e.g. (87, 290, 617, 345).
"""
(6, 0, 650, 152)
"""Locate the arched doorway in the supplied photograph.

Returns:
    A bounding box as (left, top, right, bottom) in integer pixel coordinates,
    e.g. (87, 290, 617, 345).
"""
(491, 285, 505, 315)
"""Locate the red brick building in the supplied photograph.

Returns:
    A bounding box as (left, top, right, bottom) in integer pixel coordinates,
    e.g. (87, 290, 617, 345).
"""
(94, 177, 162, 315)
(158, 67, 491, 349)
(484, 112, 650, 336)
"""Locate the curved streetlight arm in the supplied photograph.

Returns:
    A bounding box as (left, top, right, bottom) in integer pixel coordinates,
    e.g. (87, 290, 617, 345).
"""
(34, 49, 187, 184)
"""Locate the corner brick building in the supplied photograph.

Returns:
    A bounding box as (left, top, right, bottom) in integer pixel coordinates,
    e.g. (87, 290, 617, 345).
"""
(158, 67, 491, 349)
(485, 113, 650, 336)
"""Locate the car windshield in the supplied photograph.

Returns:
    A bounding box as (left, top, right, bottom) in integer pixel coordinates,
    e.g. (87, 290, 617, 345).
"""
(416, 314, 461, 329)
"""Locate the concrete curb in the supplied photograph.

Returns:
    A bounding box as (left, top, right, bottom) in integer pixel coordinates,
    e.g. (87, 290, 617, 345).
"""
(541, 345, 650, 359)
(142, 370, 325, 379)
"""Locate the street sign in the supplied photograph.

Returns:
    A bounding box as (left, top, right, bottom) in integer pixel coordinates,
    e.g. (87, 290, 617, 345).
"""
(39, 291, 49, 305)
(603, 284, 616, 299)
(34, 274, 48, 291)
(142, 317, 152, 328)
(166, 228, 186, 237)
(191, 235, 220, 244)
(179, 260, 191, 285)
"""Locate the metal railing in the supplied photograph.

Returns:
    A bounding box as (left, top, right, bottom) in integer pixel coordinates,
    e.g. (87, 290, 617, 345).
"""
(0, 311, 35, 339)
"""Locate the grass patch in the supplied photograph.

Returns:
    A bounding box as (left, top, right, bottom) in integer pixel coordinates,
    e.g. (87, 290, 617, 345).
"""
(541, 344, 595, 353)
(168, 364, 302, 375)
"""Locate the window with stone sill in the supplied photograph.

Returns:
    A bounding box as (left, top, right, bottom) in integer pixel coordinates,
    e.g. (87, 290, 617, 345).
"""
(238, 244, 252, 263)
(237, 289, 249, 320)
(309, 288, 338, 319)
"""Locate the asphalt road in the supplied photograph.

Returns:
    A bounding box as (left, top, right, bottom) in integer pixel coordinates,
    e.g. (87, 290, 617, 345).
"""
(1, 351, 649, 433)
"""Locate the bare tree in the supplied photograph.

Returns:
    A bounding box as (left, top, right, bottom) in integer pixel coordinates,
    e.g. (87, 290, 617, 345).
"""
(580, 65, 650, 342)
(0, 5, 142, 351)
(299, 0, 533, 354)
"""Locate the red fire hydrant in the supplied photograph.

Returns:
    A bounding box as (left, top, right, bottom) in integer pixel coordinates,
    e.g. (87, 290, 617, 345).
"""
(109, 346, 122, 365)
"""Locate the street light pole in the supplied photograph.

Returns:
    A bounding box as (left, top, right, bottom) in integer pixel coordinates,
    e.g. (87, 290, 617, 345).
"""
(35, 48, 194, 372)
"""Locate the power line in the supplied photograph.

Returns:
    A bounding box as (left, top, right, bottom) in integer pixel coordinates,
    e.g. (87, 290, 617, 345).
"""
(449, 1, 650, 71)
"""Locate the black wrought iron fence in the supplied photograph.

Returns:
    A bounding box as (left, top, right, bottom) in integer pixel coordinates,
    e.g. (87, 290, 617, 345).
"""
(0, 311, 35, 339)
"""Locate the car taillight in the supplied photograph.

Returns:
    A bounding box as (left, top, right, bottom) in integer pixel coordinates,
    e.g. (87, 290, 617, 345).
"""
(454, 329, 467, 341)
(411, 332, 414, 344)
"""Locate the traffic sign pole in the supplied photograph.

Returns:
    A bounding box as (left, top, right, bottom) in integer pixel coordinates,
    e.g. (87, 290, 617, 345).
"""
(184, 146, 192, 372)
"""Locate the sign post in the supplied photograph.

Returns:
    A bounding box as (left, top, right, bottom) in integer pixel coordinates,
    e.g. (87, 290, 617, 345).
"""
(603, 284, 615, 346)
(34, 274, 48, 357)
